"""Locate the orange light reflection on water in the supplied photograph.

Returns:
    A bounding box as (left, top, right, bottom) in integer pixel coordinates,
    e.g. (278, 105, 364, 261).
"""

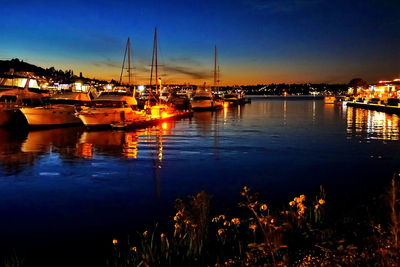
(346, 107, 400, 140)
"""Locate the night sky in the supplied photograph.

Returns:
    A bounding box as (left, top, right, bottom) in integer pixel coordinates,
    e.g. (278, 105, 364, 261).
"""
(1, 0, 399, 85)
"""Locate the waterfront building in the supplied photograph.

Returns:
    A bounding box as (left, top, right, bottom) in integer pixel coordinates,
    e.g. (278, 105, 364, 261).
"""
(348, 79, 400, 101)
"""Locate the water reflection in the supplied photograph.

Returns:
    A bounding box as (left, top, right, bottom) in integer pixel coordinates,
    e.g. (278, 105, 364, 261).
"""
(0, 121, 176, 175)
(347, 106, 400, 140)
(0, 129, 33, 175)
(22, 127, 84, 155)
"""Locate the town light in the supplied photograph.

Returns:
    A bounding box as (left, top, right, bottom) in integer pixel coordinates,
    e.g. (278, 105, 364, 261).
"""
(75, 82, 82, 91)
(138, 85, 145, 92)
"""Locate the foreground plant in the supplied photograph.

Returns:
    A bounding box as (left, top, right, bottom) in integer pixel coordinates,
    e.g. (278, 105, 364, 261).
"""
(109, 179, 400, 267)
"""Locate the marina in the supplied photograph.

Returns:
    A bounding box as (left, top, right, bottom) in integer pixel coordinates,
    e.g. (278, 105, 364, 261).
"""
(1, 0, 398, 265)
(0, 99, 399, 265)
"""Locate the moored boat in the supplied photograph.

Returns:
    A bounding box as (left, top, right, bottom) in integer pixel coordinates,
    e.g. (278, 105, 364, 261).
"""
(0, 72, 48, 126)
(191, 86, 215, 110)
(20, 90, 92, 126)
(76, 91, 147, 128)
(224, 87, 246, 103)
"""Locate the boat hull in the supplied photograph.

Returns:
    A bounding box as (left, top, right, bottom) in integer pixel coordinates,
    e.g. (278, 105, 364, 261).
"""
(20, 106, 82, 126)
(191, 99, 214, 110)
(77, 107, 147, 127)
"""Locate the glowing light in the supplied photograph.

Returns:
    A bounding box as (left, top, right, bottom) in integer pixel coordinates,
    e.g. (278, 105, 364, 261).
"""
(161, 122, 168, 130)
(75, 82, 82, 91)
(223, 102, 229, 108)
(138, 85, 145, 92)
(106, 84, 112, 90)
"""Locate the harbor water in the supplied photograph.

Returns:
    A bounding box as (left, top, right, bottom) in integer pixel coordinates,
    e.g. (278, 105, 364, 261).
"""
(1, 98, 400, 266)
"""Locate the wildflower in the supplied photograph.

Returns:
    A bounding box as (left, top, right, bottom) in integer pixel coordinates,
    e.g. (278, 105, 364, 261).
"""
(176, 210, 184, 216)
(270, 218, 275, 224)
(223, 220, 231, 226)
(243, 186, 249, 192)
(184, 219, 191, 225)
(173, 216, 179, 221)
(161, 233, 166, 239)
(249, 202, 256, 209)
(289, 201, 295, 206)
(218, 229, 225, 236)
(143, 231, 148, 237)
(297, 203, 306, 209)
(300, 194, 306, 202)
(260, 204, 268, 211)
(174, 223, 181, 229)
(112, 239, 118, 245)
(298, 207, 306, 215)
(249, 224, 257, 231)
(259, 218, 268, 225)
(131, 247, 137, 252)
(231, 218, 240, 225)
(218, 214, 226, 220)
(318, 199, 325, 205)
(315, 204, 319, 209)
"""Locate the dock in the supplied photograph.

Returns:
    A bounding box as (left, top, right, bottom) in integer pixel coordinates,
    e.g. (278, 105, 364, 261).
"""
(346, 102, 400, 115)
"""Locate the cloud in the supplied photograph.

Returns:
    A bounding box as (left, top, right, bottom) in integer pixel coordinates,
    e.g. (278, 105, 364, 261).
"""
(168, 56, 203, 66)
(246, 0, 321, 13)
(163, 66, 212, 80)
(92, 58, 120, 68)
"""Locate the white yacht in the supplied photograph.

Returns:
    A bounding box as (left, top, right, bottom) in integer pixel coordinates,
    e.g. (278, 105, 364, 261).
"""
(20, 90, 92, 126)
(191, 87, 214, 110)
(224, 87, 245, 103)
(191, 86, 224, 110)
(76, 91, 147, 128)
(0, 73, 48, 126)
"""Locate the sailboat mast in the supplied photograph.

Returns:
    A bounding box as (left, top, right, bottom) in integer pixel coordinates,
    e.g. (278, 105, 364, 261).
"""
(214, 46, 219, 92)
(214, 46, 217, 88)
(150, 28, 158, 94)
(218, 65, 220, 90)
(119, 38, 129, 84)
(155, 28, 158, 95)
(127, 38, 131, 85)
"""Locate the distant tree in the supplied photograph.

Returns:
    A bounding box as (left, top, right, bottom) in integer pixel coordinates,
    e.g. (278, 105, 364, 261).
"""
(348, 78, 368, 96)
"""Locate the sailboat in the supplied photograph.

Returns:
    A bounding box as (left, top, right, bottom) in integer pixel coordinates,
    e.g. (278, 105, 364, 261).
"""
(212, 46, 224, 109)
(76, 38, 147, 128)
(146, 28, 176, 120)
(191, 46, 223, 110)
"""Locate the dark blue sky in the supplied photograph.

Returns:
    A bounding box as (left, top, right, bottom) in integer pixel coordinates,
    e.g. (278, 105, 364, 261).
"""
(1, 0, 399, 84)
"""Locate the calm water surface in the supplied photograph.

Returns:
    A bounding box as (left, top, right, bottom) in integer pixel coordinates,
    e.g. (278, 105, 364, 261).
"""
(1, 98, 400, 266)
